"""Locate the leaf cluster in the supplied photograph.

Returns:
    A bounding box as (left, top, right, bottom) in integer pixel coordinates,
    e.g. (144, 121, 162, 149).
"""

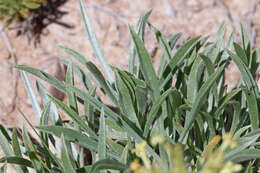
(0, 0, 45, 27)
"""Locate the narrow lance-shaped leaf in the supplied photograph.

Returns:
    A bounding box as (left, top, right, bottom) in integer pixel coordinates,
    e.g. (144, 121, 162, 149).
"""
(90, 159, 128, 173)
(36, 125, 119, 159)
(21, 71, 42, 120)
(11, 128, 29, 172)
(143, 89, 176, 138)
(158, 33, 182, 78)
(129, 10, 152, 74)
(149, 23, 173, 61)
(98, 108, 106, 161)
(187, 56, 202, 103)
(244, 89, 259, 130)
(0, 157, 33, 168)
(179, 64, 226, 143)
(233, 42, 248, 66)
(129, 26, 159, 100)
(61, 135, 77, 173)
(85, 61, 117, 105)
(66, 62, 78, 113)
(48, 95, 98, 139)
(60, 48, 93, 90)
(160, 36, 200, 89)
(240, 23, 251, 59)
(115, 72, 140, 128)
(226, 49, 259, 100)
(36, 82, 60, 124)
(79, 0, 114, 82)
(229, 101, 241, 135)
(0, 130, 23, 173)
(16, 65, 66, 93)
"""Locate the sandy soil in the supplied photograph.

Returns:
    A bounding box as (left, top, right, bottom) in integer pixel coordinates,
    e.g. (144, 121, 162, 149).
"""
(0, 0, 259, 142)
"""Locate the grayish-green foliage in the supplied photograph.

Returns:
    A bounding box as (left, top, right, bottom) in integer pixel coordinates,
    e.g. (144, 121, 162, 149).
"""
(1, 1, 260, 172)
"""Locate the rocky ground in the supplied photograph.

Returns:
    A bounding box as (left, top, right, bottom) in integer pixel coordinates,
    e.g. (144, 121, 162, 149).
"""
(0, 0, 259, 128)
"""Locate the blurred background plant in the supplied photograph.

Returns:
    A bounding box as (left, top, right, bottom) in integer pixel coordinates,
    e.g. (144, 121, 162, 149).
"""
(0, 0, 46, 27)
(131, 134, 242, 173)
(0, 0, 71, 45)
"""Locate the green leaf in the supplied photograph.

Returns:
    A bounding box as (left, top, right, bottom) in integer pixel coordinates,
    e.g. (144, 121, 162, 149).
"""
(22, 1, 40, 9)
(229, 101, 241, 135)
(22, 126, 46, 173)
(245, 162, 253, 173)
(0, 129, 16, 159)
(36, 126, 101, 154)
(240, 23, 250, 56)
(160, 36, 200, 89)
(215, 21, 226, 52)
(98, 109, 106, 161)
(60, 46, 88, 65)
(85, 61, 117, 105)
(244, 88, 259, 130)
(115, 72, 140, 128)
(36, 82, 60, 124)
(226, 49, 259, 100)
(79, 0, 114, 82)
(225, 134, 260, 161)
(129, 10, 152, 74)
(66, 85, 160, 160)
(179, 64, 226, 143)
(61, 135, 76, 173)
(48, 95, 97, 139)
(0, 125, 11, 142)
(60, 49, 92, 90)
(143, 89, 176, 138)
(233, 42, 248, 66)
(0, 157, 33, 168)
(90, 159, 128, 173)
(106, 138, 124, 155)
(157, 33, 182, 77)
(227, 149, 260, 163)
(11, 129, 22, 158)
(149, 23, 173, 61)
(214, 88, 242, 117)
(120, 145, 128, 164)
(187, 56, 202, 103)
(21, 71, 42, 120)
(0, 129, 23, 173)
(16, 65, 66, 93)
(129, 26, 159, 100)
(66, 62, 78, 114)
(11, 129, 29, 173)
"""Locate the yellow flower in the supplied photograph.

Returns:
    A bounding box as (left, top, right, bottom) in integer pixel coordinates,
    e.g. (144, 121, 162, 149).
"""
(221, 133, 237, 151)
(132, 141, 147, 155)
(132, 141, 151, 169)
(201, 135, 222, 163)
(151, 134, 165, 146)
(130, 159, 141, 171)
(220, 161, 242, 173)
(201, 149, 224, 173)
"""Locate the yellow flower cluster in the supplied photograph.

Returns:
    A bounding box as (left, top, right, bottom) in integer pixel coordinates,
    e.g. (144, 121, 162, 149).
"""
(130, 133, 242, 173)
